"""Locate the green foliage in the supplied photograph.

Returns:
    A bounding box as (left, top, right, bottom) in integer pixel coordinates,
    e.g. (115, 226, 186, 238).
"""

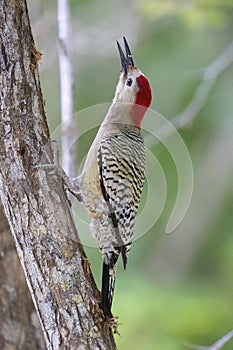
(114, 278, 233, 350)
(137, 0, 233, 27)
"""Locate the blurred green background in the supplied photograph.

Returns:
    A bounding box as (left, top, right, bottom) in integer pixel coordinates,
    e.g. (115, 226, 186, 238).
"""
(29, 0, 233, 349)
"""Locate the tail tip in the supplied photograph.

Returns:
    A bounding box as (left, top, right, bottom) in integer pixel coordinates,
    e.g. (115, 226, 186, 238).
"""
(101, 262, 115, 318)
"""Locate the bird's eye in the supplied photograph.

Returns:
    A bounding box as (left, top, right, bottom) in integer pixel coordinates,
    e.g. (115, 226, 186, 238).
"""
(126, 78, 133, 87)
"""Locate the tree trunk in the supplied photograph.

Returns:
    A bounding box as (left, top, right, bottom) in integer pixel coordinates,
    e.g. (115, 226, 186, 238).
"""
(0, 202, 46, 349)
(0, 1, 117, 349)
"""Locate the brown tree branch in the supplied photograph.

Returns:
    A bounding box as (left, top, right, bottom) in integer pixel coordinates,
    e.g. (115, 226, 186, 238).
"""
(0, 0, 116, 349)
(0, 202, 46, 349)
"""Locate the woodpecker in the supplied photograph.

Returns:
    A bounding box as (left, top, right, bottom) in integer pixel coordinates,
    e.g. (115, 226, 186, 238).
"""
(78, 37, 152, 318)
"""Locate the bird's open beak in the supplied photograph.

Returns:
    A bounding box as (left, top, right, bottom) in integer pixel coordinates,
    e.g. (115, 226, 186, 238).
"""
(116, 36, 134, 75)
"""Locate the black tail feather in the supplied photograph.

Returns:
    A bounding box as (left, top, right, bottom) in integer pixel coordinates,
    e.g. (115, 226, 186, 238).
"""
(101, 248, 127, 317)
(101, 262, 115, 318)
(101, 252, 119, 318)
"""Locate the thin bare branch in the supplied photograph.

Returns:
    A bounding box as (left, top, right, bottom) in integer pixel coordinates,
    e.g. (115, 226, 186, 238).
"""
(209, 330, 233, 350)
(57, 0, 76, 176)
(172, 39, 233, 130)
(184, 330, 233, 350)
(146, 39, 233, 146)
(184, 340, 208, 350)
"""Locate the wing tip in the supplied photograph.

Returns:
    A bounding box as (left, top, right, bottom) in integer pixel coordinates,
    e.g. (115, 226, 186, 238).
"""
(119, 245, 127, 270)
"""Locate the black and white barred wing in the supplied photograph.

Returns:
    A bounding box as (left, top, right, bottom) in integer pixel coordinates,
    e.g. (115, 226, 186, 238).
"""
(97, 129, 146, 262)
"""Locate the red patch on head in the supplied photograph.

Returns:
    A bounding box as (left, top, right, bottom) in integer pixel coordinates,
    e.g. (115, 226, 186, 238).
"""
(131, 75, 152, 128)
(135, 75, 152, 108)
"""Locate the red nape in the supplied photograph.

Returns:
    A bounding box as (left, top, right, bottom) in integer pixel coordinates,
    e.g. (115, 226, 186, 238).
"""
(135, 75, 152, 108)
(131, 75, 152, 128)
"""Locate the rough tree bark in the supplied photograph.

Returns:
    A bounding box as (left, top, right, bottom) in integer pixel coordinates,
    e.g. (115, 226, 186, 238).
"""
(0, 202, 46, 349)
(0, 1, 117, 349)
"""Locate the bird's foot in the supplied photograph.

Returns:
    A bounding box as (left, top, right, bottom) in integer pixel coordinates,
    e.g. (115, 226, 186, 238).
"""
(32, 140, 82, 202)
(106, 315, 120, 335)
(63, 175, 82, 202)
(82, 256, 91, 276)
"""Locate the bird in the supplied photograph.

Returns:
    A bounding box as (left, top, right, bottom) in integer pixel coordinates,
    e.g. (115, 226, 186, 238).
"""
(77, 37, 152, 318)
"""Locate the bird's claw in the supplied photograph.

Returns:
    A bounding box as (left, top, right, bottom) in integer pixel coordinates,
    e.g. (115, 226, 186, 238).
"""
(32, 140, 82, 202)
(106, 316, 120, 335)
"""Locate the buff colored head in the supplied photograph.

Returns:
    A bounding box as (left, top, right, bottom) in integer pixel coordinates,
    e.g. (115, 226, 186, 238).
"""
(114, 37, 152, 128)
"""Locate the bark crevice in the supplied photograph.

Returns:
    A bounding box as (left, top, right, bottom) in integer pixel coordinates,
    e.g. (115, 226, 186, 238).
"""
(0, 1, 117, 349)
